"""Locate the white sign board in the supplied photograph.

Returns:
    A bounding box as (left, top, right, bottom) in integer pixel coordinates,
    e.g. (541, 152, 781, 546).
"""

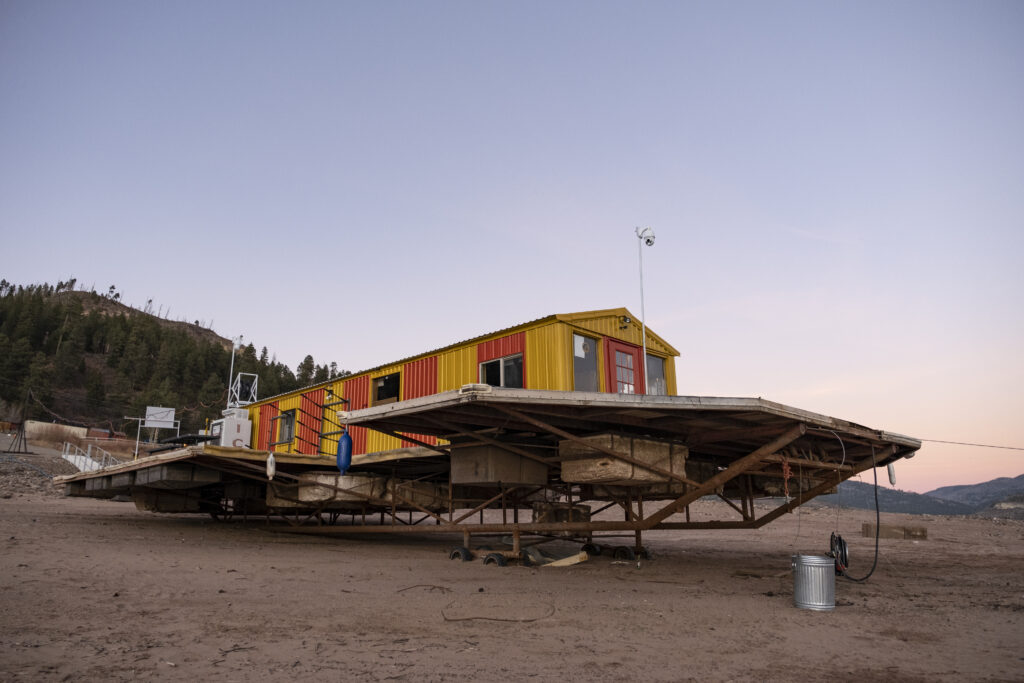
(144, 406, 176, 429)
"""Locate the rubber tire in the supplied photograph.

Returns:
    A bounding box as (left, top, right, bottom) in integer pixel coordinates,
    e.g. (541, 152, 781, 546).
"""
(449, 546, 473, 562)
(581, 543, 602, 556)
(613, 546, 637, 561)
(483, 552, 508, 567)
(637, 548, 651, 560)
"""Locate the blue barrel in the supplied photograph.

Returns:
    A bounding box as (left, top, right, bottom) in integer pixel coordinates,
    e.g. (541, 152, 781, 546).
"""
(336, 431, 353, 474)
(791, 554, 835, 611)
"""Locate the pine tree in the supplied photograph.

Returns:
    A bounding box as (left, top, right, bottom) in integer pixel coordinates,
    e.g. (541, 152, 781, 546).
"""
(296, 355, 316, 385)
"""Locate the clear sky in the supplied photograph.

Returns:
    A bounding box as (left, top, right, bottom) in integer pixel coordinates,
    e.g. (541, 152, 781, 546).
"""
(1, 1, 1021, 493)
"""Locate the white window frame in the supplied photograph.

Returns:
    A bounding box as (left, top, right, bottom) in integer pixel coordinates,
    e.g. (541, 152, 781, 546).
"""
(479, 353, 524, 388)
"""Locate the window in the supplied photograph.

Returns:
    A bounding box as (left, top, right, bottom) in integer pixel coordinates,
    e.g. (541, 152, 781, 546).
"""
(614, 350, 635, 394)
(573, 334, 599, 392)
(479, 353, 523, 388)
(646, 354, 667, 396)
(373, 372, 401, 405)
(272, 409, 295, 445)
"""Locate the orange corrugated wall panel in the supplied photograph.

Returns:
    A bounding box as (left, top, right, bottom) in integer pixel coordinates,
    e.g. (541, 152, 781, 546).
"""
(401, 356, 438, 447)
(477, 332, 525, 363)
(343, 375, 370, 455)
(297, 389, 325, 455)
(257, 402, 278, 450)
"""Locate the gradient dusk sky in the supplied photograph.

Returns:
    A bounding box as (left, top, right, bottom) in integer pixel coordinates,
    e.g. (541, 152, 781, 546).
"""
(1, 1, 1021, 493)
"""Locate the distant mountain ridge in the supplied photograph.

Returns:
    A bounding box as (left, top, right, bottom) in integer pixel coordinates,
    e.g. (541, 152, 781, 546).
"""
(803, 474, 1024, 516)
(927, 474, 1024, 512)
(812, 480, 975, 515)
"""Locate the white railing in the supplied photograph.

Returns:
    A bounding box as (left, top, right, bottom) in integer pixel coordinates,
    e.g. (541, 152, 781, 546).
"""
(62, 442, 121, 472)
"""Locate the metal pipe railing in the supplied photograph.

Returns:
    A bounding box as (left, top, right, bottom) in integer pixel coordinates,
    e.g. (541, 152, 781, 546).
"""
(62, 442, 122, 471)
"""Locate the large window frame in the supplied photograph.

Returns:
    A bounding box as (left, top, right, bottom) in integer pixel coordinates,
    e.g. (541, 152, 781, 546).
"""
(271, 409, 296, 446)
(645, 354, 667, 396)
(372, 372, 401, 406)
(614, 350, 637, 394)
(479, 353, 524, 389)
(572, 333, 600, 392)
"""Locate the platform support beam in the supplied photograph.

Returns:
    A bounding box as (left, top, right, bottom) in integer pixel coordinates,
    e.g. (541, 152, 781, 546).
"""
(641, 423, 807, 529)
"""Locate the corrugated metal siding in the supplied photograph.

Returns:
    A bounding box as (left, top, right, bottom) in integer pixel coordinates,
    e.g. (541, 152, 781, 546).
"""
(574, 315, 642, 347)
(367, 363, 403, 452)
(369, 363, 404, 382)
(403, 356, 437, 399)
(297, 389, 325, 455)
(477, 332, 525, 363)
(343, 375, 370, 455)
(257, 402, 278, 450)
(401, 356, 437, 447)
(437, 346, 475, 391)
(319, 380, 347, 455)
(244, 310, 680, 449)
(570, 314, 675, 357)
(274, 395, 302, 453)
(367, 429, 402, 453)
(525, 323, 571, 391)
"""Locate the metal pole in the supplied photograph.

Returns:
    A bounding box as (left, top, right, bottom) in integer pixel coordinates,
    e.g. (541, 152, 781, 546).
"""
(226, 340, 237, 409)
(638, 234, 648, 394)
(226, 335, 242, 409)
(635, 227, 654, 394)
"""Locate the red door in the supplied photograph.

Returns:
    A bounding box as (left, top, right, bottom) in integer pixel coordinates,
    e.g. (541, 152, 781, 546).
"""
(605, 339, 645, 394)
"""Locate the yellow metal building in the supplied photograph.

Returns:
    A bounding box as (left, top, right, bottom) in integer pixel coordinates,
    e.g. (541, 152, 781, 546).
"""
(248, 308, 679, 457)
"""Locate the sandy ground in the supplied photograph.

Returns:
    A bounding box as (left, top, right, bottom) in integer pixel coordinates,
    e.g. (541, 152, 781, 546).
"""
(1, 446, 1023, 682)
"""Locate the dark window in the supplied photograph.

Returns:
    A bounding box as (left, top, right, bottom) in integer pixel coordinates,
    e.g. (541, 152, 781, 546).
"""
(479, 353, 524, 388)
(572, 334, 599, 392)
(373, 372, 401, 405)
(646, 354, 667, 395)
(273, 409, 295, 445)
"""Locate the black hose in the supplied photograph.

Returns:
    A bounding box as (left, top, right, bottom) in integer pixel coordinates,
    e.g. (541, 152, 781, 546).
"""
(832, 445, 879, 583)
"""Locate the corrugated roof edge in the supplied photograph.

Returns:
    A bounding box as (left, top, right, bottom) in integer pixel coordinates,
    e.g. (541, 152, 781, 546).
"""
(253, 307, 669, 405)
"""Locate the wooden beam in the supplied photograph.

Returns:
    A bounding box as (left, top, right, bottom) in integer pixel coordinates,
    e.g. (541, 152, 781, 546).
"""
(759, 453, 855, 472)
(686, 423, 790, 446)
(640, 423, 807, 529)
(422, 415, 555, 468)
(753, 445, 897, 528)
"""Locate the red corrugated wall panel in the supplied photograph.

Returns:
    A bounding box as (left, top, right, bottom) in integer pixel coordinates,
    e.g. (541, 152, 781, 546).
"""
(477, 332, 525, 363)
(401, 356, 438, 447)
(343, 375, 370, 455)
(297, 389, 325, 455)
(257, 402, 278, 450)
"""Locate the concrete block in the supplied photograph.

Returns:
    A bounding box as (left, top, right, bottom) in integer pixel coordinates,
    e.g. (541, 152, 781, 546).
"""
(560, 434, 686, 485)
(862, 523, 927, 540)
(450, 445, 549, 485)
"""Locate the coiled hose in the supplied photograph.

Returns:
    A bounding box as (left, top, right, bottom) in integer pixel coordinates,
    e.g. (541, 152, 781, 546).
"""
(830, 445, 880, 583)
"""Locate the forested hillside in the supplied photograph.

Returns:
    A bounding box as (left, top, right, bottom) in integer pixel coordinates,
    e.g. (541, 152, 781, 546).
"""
(0, 279, 342, 434)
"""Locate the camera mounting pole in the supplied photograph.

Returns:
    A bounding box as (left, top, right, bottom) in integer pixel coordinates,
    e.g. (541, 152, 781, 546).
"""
(635, 226, 655, 394)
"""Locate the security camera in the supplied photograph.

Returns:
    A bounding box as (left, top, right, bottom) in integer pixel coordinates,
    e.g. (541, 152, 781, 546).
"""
(636, 226, 655, 247)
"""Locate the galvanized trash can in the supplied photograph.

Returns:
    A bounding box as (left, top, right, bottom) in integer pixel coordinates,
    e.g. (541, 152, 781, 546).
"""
(791, 554, 835, 611)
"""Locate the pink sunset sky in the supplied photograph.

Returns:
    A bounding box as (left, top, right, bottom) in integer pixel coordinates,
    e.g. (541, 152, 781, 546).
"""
(2, 2, 1020, 493)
